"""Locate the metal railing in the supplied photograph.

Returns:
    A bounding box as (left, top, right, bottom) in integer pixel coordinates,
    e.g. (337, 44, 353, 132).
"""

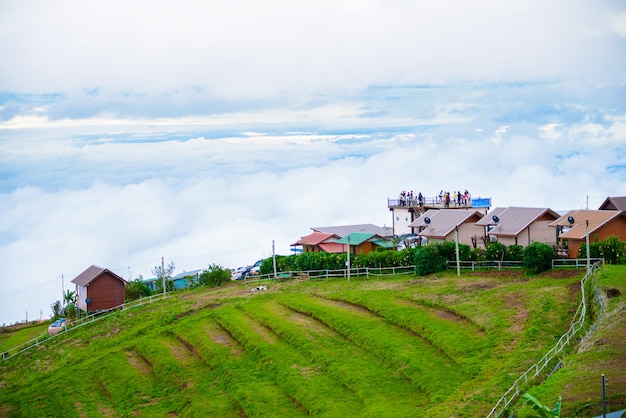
(387, 196, 491, 209)
(486, 260, 604, 417)
(1, 293, 166, 362)
(552, 258, 603, 268)
(448, 260, 523, 270)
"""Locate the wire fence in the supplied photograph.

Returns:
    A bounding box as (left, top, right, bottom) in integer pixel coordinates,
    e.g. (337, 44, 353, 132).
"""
(485, 260, 605, 417)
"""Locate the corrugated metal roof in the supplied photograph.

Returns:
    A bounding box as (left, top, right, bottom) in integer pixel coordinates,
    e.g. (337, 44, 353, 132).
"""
(312, 223, 393, 238)
(70, 264, 126, 286)
(292, 232, 336, 246)
(318, 242, 346, 253)
(550, 209, 624, 239)
(475, 207, 507, 225)
(478, 207, 560, 236)
(372, 239, 396, 248)
(410, 209, 483, 238)
(336, 232, 377, 245)
(172, 269, 202, 280)
(599, 196, 626, 211)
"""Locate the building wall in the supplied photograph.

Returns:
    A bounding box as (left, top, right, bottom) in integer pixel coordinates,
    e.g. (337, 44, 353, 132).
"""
(493, 220, 559, 247)
(391, 207, 414, 236)
(458, 224, 488, 248)
(353, 241, 376, 255)
(566, 218, 626, 258)
(76, 285, 88, 311)
(86, 273, 125, 310)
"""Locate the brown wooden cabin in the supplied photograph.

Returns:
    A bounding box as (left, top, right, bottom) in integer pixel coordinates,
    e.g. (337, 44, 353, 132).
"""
(71, 265, 127, 312)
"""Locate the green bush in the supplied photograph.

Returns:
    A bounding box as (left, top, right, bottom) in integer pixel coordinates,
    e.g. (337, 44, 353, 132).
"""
(199, 264, 231, 287)
(506, 244, 524, 261)
(414, 243, 447, 275)
(125, 278, 153, 301)
(522, 242, 555, 274)
(485, 241, 506, 261)
(578, 236, 626, 264)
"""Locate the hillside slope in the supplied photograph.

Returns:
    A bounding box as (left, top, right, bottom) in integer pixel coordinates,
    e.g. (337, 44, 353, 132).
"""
(1, 267, 624, 417)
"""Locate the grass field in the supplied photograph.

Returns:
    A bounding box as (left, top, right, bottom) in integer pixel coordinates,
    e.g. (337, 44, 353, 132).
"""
(1, 266, 624, 417)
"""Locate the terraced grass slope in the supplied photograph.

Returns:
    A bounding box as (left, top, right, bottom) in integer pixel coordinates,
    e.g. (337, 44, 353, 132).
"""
(0, 268, 622, 417)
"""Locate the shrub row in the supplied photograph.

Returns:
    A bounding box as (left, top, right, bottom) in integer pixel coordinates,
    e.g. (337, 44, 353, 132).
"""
(261, 241, 560, 277)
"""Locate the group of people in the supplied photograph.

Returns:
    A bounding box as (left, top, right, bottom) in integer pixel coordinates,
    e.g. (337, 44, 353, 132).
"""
(398, 190, 424, 207)
(437, 189, 472, 207)
(397, 189, 472, 208)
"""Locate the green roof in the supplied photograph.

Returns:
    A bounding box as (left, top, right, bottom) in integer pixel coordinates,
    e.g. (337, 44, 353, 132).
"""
(335, 232, 376, 245)
(372, 239, 396, 248)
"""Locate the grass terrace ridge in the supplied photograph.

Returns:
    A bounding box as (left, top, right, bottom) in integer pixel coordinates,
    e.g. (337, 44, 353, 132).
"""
(1, 266, 625, 417)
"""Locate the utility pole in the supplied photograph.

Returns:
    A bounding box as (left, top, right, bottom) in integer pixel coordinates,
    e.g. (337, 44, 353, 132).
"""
(272, 240, 277, 279)
(346, 236, 351, 282)
(455, 226, 461, 276)
(162, 257, 166, 299)
(602, 374, 607, 417)
(586, 220, 591, 274)
(61, 274, 65, 306)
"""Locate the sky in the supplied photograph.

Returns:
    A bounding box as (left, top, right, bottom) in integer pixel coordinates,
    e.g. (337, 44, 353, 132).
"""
(1, 0, 625, 325)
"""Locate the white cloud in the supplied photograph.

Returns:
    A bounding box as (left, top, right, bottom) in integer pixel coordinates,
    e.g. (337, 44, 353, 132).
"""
(1, 0, 624, 96)
(0, 0, 625, 326)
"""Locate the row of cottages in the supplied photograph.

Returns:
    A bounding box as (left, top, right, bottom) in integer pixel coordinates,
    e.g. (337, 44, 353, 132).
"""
(407, 197, 626, 258)
(291, 223, 395, 255)
(409, 207, 561, 249)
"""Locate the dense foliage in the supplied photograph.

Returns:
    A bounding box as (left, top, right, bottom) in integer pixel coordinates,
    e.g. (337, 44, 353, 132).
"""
(125, 278, 153, 301)
(578, 235, 626, 265)
(522, 242, 556, 274)
(199, 264, 231, 287)
(260, 248, 418, 275)
(261, 240, 562, 276)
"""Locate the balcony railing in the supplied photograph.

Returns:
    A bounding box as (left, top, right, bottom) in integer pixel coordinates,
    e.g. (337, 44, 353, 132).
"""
(388, 196, 491, 209)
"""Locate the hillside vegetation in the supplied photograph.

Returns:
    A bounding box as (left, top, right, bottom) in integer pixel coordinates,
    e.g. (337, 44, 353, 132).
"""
(1, 267, 625, 417)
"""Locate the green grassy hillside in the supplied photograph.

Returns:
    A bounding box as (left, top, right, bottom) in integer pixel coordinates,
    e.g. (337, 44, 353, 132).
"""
(1, 267, 624, 417)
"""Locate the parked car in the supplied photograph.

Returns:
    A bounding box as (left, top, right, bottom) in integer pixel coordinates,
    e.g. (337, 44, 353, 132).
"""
(230, 266, 247, 280)
(248, 259, 264, 276)
(48, 318, 67, 336)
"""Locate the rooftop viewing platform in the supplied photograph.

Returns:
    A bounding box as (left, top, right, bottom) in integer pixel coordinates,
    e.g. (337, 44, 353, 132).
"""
(388, 191, 491, 211)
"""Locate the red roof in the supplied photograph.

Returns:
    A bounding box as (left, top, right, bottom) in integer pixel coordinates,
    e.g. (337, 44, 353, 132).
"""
(291, 232, 336, 246)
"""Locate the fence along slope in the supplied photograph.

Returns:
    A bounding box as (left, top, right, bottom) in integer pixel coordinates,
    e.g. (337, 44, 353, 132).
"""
(486, 260, 604, 417)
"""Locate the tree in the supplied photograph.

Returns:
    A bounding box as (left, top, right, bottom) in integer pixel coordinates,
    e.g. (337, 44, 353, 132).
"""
(63, 290, 76, 307)
(152, 261, 176, 293)
(199, 264, 231, 287)
(51, 300, 63, 318)
(125, 278, 152, 301)
(61, 290, 78, 320)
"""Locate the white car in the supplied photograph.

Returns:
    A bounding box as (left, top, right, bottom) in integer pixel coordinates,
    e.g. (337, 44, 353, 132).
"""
(248, 259, 264, 276)
(230, 266, 247, 280)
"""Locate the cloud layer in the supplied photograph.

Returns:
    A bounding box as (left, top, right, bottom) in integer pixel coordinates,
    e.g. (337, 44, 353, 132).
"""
(0, 1, 625, 324)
